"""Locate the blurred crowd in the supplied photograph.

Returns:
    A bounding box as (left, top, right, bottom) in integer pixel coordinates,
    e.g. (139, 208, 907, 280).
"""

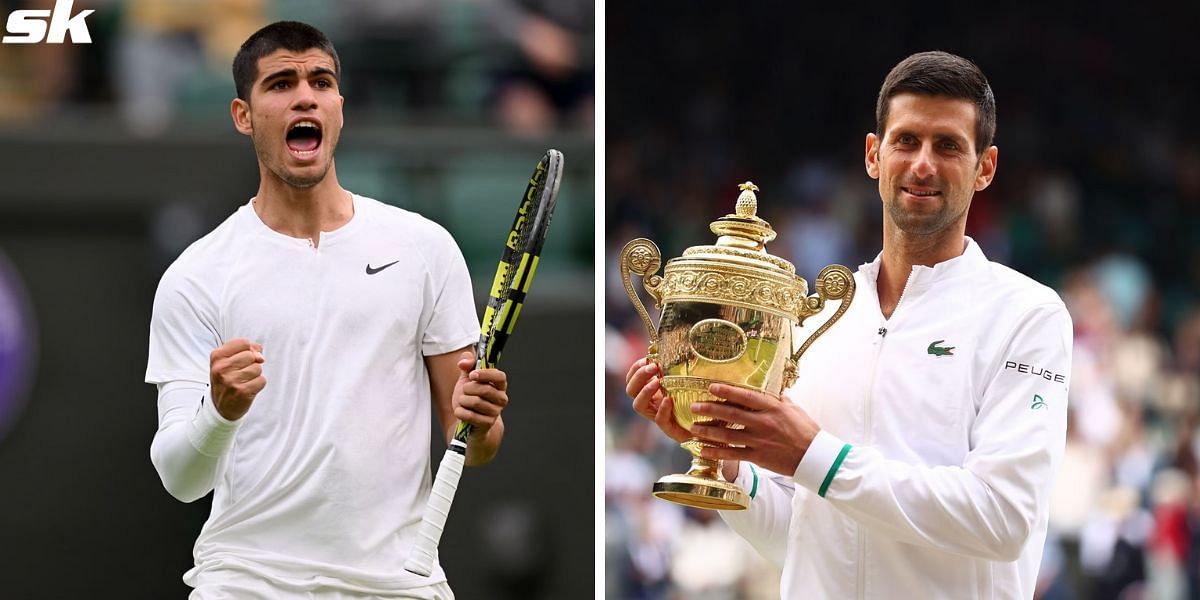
(605, 6, 1200, 599)
(0, 0, 593, 134)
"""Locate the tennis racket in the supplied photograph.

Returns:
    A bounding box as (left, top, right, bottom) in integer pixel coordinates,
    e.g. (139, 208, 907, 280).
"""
(404, 148, 563, 577)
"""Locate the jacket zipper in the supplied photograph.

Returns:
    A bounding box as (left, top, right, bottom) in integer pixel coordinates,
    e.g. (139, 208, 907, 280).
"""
(857, 268, 917, 599)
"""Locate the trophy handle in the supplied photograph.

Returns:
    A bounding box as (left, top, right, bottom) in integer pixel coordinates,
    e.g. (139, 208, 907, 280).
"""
(619, 238, 665, 358)
(783, 264, 855, 389)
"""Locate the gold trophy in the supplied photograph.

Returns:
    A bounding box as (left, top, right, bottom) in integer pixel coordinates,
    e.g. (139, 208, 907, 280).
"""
(620, 182, 855, 510)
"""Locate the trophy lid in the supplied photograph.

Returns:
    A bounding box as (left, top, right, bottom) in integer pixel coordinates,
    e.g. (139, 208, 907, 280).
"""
(680, 182, 796, 276)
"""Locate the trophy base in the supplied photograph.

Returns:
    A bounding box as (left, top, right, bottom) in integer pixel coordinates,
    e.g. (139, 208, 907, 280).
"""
(652, 473, 750, 511)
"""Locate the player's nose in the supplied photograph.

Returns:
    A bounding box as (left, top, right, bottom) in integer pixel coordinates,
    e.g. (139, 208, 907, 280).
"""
(290, 81, 319, 111)
(911, 144, 936, 179)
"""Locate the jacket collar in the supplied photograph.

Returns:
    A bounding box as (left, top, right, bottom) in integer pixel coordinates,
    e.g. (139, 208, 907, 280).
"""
(859, 236, 987, 295)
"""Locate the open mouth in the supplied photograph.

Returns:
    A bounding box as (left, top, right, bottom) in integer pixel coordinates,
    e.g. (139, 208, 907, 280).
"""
(286, 121, 322, 158)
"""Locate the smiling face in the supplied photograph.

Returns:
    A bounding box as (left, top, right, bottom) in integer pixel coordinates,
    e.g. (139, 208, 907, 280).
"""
(231, 48, 343, 189)
(865, 93, 997, 237)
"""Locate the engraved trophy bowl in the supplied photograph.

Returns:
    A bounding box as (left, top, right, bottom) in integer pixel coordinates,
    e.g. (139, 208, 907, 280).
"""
(620, 182, 855, 510)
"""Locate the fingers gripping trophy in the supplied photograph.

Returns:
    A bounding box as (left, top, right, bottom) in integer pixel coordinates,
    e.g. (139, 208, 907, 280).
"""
(620, 182, 855, 510)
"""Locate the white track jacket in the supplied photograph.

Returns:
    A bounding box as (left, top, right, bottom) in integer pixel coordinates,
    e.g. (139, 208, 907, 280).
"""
(722, 238, 1072, 599)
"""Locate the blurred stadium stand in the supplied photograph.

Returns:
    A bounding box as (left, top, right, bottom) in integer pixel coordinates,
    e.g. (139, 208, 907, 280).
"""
(0, 0, 593, 598)
(606, 3, 1200, 599)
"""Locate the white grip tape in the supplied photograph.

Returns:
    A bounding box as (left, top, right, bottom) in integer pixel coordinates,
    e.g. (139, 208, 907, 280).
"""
(404, 448, 466, 576)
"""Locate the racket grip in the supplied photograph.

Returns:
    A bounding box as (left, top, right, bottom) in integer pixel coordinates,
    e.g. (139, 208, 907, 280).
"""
(404, 443, 467, 576)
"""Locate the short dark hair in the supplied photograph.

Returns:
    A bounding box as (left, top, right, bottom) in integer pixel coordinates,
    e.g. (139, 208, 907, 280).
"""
(232, 21, 341, 102)
(875, 51, 996, 154)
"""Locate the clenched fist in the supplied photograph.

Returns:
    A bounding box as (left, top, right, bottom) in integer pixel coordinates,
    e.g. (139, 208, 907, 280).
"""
(210, 338, 266, 421)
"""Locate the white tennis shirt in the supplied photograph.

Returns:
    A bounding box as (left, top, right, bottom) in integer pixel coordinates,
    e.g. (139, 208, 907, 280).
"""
(722, 238, 1073, 599)
(145, 194, 478, 595)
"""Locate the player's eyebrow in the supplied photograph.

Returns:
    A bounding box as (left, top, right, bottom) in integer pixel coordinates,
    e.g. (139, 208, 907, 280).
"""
(309, 67, 337, 80)
(889, 128, 969, 147)
(259, 68, 298, 88)
(260, 66, 337, 89)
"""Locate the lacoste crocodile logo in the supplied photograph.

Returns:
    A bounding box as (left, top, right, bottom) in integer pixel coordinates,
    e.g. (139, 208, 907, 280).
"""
(927, 340, 955, 357)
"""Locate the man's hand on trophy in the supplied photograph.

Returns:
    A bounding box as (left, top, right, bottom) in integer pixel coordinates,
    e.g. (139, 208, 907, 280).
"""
(625, 358, 691, 443)
(689, 383, 821, 477)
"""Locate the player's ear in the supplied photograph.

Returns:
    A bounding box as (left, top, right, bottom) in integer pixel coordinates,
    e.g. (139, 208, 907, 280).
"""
(975, 145, 998, 191)
(865, 133, 881, 179)
(231, 98, 253, 136)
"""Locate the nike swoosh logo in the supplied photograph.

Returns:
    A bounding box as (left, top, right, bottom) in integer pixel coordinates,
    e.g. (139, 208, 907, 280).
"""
(365, 260, 400, 275)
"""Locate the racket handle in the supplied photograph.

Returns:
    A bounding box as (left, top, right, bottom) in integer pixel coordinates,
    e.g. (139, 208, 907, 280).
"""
(404, 442, 467, 576)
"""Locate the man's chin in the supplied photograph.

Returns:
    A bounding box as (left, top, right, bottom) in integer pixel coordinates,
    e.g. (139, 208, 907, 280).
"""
(889, 208, 954, 236)
(282, 176, 322, 189)
(277, 165, 329, 189)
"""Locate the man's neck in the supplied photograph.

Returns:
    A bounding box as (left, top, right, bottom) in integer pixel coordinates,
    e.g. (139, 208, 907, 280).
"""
(252, 166, 352, 248)
(876, 224, 967, 319)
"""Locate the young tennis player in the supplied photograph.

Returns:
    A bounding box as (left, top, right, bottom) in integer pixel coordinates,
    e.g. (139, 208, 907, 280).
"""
(145, 21, 509, 599)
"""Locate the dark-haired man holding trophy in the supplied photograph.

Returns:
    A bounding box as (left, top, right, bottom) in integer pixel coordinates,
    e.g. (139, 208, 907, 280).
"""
(625, 51, 1072, 598)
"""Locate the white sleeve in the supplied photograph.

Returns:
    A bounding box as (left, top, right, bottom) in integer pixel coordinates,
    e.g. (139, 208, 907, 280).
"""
(145, 265, 221, 385)
(719, 462, 800, 566)
(417, 224, 479, 356)
(793, 303, 1072, 561)
(150, 381, 241, 503)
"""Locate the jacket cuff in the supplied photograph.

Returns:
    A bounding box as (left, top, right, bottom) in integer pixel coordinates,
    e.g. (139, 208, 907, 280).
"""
(188, 392, 241, 458)
(793, 430, 852, 498)
(732, 462, 760, 500)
